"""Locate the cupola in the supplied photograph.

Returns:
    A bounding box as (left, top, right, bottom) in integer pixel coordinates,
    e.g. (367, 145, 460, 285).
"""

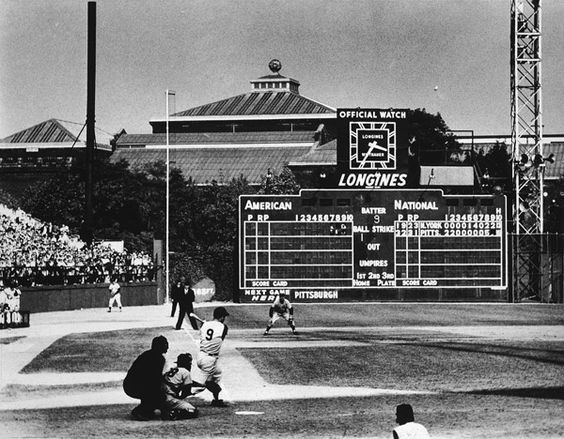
(250, 59, 301, 93)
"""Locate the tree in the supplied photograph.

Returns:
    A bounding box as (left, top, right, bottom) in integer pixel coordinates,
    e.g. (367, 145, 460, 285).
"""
(403, 109, 463, 187)
(184, 176, 253, 300)
(475, 142, 512, 194)
(257, 166, 300, 195)
(21, 158, 167, 251)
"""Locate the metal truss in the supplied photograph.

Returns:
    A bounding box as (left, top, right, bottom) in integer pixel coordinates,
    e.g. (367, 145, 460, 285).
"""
(510, 0, 544, 301)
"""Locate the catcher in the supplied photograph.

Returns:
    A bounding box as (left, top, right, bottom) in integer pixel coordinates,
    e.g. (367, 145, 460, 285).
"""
(160, 353, 200, 420)
(263, 292, 297, 335)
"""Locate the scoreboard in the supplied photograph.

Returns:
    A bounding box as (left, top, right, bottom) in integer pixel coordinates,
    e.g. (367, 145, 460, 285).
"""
(239, 189, 507, 300)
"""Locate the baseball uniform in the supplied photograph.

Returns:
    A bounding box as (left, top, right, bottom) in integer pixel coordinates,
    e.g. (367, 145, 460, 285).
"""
(264, 295, 297, 334)
(107, 280, 122, 312)
(192, 319, 228, 384)
(161, 366, 198, 418)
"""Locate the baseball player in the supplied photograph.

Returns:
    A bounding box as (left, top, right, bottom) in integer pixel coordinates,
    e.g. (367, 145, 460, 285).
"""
(393, 403, 430, 439)
(191, 306, 230, 407)
(160, 353, 199, 420)
(263, 292, 297, 335)
(107, 278, 122, 312)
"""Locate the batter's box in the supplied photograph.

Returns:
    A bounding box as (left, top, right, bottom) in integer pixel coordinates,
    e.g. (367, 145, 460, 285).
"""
(349, 122, 396, 170)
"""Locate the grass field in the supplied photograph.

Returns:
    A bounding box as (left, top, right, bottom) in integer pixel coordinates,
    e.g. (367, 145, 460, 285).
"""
(1, 303, 563, 438)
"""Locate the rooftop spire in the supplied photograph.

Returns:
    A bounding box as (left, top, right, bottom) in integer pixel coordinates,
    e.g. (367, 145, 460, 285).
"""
(250, 59, 301, 93)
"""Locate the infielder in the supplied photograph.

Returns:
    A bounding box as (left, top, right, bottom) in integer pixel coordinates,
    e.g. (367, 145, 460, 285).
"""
(107, 278, 122, 312)
(191, 306, 230, 407)
(160, 353, 199, 420)
(263, 292, 297, 335)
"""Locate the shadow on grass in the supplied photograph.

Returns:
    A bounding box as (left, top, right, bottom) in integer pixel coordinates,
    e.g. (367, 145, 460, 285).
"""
(414, 341, 564, 367)
(467, 386, 564, 400)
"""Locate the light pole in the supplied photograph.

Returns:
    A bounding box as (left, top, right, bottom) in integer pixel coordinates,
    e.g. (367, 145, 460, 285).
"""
(165, 89, 175, 303)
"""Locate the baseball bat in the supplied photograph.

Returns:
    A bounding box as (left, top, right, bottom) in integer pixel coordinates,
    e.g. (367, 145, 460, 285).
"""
(189, 312, 205, 324)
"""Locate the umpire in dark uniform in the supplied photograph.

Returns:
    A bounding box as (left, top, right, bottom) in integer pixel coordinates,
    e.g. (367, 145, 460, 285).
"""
(170, 276, 186, 317)
(175, 280, 198, 330)
(123, 335, 169, 421)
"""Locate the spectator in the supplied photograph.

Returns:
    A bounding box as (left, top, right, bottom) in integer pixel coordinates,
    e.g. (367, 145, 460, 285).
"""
(1, 280, 22, 327)
(0, 204, 155, 286)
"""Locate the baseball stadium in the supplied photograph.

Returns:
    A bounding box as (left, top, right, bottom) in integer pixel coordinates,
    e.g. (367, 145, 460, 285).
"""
(1, 1, 564, 438)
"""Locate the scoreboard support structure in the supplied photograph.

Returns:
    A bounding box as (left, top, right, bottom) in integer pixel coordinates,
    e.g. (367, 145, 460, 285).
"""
(239, 189, 508, 303)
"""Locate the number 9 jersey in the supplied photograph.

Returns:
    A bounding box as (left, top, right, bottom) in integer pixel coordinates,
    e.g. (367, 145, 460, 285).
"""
(199, 320, 228, 356)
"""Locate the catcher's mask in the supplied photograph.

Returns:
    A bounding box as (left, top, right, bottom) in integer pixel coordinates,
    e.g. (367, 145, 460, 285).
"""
(176, 353, 193, 369)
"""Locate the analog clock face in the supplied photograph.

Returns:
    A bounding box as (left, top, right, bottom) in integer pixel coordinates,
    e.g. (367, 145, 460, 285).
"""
(269, 59, 282, 73)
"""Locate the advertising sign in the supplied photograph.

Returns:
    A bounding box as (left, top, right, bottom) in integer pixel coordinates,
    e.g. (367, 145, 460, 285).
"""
(336, 108, 410, 188)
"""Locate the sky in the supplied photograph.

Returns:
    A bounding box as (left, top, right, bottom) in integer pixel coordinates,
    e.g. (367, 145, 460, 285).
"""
(1, 0, 563, 139)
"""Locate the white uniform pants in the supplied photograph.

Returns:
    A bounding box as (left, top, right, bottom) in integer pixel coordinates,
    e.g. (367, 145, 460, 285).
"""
(192, 352, 221, 384)
(108, 293, 122, 308)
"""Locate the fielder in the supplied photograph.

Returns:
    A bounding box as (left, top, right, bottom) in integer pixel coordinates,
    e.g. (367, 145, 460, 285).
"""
(263, 292, 297, 335)
(107, 278, 122, 312)
(160, 353, 199, 420)
(191, 307, 230, 407)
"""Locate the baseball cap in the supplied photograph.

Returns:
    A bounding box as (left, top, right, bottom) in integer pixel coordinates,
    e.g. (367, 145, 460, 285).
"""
(213, 306, 230, 319)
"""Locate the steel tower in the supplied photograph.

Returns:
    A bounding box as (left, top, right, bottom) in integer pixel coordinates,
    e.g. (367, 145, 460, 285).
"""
(510, 0, 543, 301)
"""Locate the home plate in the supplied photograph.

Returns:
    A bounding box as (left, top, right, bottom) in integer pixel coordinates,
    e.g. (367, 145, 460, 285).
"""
(235, 411, 264, 415)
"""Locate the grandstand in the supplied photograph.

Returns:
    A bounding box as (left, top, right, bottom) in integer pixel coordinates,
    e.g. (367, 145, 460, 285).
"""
(0, 204, 154, 288)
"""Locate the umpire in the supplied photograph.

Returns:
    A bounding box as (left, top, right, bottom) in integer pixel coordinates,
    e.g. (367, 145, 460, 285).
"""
(170, 276, 186, 317)
(175, 280, 198, 330)
(123, 335, 169, 421)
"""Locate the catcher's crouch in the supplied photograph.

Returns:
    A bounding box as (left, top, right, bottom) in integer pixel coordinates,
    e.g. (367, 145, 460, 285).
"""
(264, 292, 297, 335)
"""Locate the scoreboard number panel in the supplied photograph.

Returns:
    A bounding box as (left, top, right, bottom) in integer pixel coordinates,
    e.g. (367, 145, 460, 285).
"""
(239, 189, 507, 297)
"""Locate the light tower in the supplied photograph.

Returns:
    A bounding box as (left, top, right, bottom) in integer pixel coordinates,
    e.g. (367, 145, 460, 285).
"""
(510, 0, 543, 301)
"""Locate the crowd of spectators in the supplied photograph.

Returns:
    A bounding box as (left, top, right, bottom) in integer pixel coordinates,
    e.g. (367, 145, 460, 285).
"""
(0, 204, 155, 287)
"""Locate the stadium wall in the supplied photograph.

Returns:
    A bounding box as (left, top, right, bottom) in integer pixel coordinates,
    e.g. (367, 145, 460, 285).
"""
(19, 282, 159, 313)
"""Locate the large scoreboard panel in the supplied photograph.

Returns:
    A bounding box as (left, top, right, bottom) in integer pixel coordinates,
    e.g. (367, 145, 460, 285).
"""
(239, 189, 507, 301)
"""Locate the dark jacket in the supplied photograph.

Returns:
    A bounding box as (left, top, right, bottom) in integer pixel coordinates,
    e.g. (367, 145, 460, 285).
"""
(181, 287, 195, 305)
(123, 349, 166, 399)
(171, 282, 185, 301)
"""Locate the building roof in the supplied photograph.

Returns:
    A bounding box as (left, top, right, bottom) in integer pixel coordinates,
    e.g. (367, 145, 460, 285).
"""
(0, 118, 113, 150)
(111, 144, 312, 185)
(168, 91, 335, 119)
(288, 139, 337, 166)
(116, 131, 317, 148)
(114, 130, 318, 185)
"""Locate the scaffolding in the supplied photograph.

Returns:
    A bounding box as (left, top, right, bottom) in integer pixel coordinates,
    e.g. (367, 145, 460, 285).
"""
(510, 0, 544, 301)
